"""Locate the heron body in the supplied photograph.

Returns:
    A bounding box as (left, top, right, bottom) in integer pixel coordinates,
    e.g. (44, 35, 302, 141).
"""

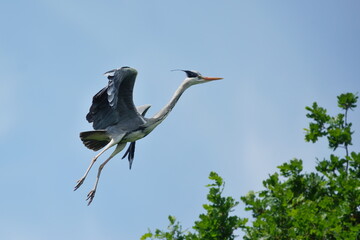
(75, 66, 222, 205)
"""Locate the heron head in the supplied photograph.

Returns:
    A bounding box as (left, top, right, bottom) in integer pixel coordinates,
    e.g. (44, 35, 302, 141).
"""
(173, 69, 223, 85)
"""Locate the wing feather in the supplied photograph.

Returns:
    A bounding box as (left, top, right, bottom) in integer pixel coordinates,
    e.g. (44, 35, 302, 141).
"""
(86, 67, 146, 130)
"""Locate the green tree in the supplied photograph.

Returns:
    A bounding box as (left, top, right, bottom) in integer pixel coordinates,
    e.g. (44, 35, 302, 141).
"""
(241, 92, 359, 239)
(141, 172, 247, 240)
(142, 93, 360, 239)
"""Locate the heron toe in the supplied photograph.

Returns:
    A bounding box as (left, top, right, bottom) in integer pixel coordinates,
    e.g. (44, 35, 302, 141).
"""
(74, 178, 85, 191)
(86, 190, 96, 205)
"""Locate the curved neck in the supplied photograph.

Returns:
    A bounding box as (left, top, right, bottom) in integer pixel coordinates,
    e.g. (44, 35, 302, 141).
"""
(151, 80, 192, 124)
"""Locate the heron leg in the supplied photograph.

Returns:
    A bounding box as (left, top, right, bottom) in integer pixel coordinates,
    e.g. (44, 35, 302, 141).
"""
(86, 143, 126, 205)
(122, 142, 136, 169)
(74, 139, 117, 191)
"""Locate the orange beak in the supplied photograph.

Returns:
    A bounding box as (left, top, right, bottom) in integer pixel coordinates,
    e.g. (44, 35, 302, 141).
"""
(202, 76, 223, 81)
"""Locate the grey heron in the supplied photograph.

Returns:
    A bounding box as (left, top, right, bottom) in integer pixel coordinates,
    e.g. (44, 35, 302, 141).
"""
(75, 66, 222, 205)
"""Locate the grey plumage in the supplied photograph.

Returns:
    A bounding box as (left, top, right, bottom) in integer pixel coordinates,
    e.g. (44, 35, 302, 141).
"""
(121, 104, 151, 169)
(86, 67, 145, 130)
(75, 66, 222, 205)
(79, 130, 110, 151)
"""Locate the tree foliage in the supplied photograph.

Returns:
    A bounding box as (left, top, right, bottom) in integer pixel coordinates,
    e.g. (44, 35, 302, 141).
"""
(142, 93, 360, 239)
(141, 172, 247, 240)
(242, 93, 359, 239)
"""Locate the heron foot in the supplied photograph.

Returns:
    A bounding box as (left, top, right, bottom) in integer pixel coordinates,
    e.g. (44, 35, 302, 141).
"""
(74, 178, 85, 191)
(86, 189, 96, 205)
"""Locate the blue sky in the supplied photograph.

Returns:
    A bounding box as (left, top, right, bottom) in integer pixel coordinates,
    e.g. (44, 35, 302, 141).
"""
(1, 1, 360, 239)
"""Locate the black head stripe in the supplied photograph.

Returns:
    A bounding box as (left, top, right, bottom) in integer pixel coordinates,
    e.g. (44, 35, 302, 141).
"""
(171, 69, 201, 78)
(183, 70, 199, 78)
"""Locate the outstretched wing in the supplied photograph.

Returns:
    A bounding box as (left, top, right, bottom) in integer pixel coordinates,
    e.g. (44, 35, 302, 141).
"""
(86, 67, 146, 130)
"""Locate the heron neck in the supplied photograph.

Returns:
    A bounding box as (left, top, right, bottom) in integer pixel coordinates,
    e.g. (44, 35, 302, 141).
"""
(151, 80, 191, 124)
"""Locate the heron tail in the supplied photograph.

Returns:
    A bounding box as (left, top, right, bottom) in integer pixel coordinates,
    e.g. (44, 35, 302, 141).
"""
(79, 130, 111, 151)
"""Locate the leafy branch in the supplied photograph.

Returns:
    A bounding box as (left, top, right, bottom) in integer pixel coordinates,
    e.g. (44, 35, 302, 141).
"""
(141, 172, 247, 240)
(304, 92, 358, 172)
(142, 93, 360, 239)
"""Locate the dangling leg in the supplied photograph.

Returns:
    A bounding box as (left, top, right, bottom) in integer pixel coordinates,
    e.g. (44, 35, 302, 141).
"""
(86, 143, 126, 205)
(122, 141, 136, 169)
(74, 139, 117, 191)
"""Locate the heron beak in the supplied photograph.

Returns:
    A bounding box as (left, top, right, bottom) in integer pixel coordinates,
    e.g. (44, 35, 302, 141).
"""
(202, 76, 223, 81)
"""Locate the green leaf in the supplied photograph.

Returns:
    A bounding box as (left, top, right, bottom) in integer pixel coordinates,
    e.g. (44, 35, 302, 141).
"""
(337, 93, 358, 110)
(168, 215, 176, 225)
(140, 232, 153, 240)
(208, 171, 223, 187)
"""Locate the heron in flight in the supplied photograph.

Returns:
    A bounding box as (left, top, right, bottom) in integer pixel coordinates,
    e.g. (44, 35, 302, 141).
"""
(75, 66, 222, 205)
